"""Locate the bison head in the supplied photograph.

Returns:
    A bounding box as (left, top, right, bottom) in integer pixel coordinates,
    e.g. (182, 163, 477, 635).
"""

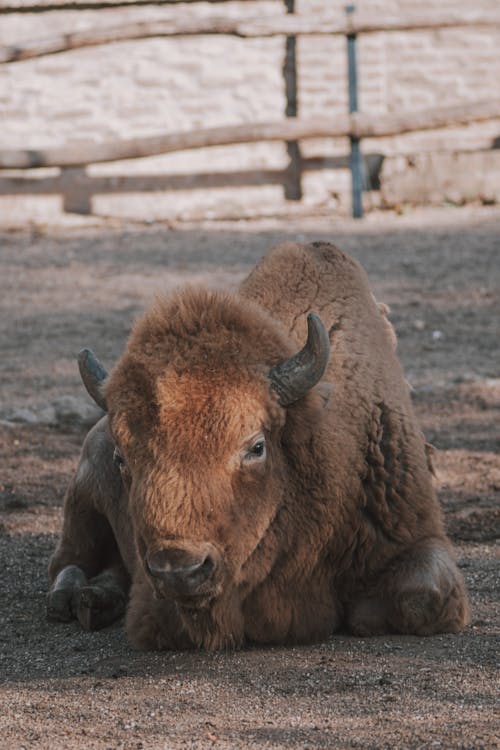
(78, 289, 329, 615)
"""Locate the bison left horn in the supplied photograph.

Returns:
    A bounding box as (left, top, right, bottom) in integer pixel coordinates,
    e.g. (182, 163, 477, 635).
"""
(78, 348, 108, 411)
(269, 313, 330, 406)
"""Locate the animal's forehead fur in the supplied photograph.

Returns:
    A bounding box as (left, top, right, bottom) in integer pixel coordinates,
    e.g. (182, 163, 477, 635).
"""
(155, 368, 272, 456)
(107, 287, 291, 451)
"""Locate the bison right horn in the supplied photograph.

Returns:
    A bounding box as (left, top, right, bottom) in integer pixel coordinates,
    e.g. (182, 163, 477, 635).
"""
(77, 348, 108, 411)
(269, 313, 330, 406)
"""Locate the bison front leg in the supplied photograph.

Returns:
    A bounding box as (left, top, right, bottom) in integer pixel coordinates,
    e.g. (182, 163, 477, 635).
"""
(48, 562, 129, 630)
(47, 564, 89, 623)
(47, 475, 130, 630)
(76, 564, 129, 630)
(47, 480, 123, 627)
(47, 418, 131, 630)
(347, 538, 470, 637)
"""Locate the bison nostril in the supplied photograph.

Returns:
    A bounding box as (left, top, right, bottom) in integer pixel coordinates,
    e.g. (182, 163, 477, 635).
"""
(193, 555, 215, 581)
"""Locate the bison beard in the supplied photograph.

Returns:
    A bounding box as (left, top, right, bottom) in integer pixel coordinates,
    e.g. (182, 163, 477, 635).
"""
(47, 242, 469, 650)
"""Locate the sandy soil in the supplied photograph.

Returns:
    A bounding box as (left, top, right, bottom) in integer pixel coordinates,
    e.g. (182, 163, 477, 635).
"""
(0, 207, 499, 749)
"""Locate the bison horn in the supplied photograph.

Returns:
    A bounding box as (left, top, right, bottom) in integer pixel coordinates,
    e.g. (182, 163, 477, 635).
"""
(77, 348, 108, 411)
(269, 313, 330, 406)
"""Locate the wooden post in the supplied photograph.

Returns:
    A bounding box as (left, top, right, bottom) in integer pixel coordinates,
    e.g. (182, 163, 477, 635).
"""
(60, 167, 92, 214)
(283, 0, 302, 200)
(345, 5, 364, 218)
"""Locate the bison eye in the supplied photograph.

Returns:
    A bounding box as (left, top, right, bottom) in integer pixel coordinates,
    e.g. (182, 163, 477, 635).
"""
(244, 437, 266, 463)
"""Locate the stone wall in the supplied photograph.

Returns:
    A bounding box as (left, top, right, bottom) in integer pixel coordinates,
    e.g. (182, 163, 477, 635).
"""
(1, 0, 499, 222)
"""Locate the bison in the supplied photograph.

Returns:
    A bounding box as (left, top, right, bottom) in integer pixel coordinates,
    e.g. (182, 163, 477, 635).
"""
(47, 242, 469, 650)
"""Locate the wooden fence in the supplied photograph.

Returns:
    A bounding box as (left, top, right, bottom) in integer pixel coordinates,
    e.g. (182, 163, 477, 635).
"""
(1, 3, 500, 218)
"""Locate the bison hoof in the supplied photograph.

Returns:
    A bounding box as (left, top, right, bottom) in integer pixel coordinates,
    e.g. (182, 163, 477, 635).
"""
(47, 588, 75, 622)
(77, 585, 126, 631)
(47, 564, 88, 622)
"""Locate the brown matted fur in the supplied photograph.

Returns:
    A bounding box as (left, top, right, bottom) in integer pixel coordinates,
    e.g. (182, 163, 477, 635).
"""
(48, 242, 469, 649)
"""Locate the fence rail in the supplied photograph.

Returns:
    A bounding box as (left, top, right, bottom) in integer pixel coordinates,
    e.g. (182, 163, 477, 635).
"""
(2, 11, 500, 63)
(0, 0, 253, 11)
(2, 5, 499, 218)
(1, 101, 498, 170)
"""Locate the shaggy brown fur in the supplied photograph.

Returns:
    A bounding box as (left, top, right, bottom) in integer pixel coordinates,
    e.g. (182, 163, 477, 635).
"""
(48, 242, 469, 649)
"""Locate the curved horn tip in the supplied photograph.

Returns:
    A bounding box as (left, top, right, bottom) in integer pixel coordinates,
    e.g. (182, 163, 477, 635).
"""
(77, 347, 92, 368)
(306, 313, 330, 368)
(269, 312, 330, 407)
(77, 347, 108, 412)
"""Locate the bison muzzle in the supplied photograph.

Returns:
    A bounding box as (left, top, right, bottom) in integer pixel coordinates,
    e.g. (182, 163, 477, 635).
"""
(146, 541, 222, 606)
(47, 241, 469, 650)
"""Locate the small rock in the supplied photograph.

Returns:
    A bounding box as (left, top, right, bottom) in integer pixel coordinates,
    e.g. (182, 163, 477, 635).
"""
(451, 374, 474, 384)
(52, 395, 103, 427)
(4, 396, 102, 428)
(484, 378, 500, 389)
(8, 408, 39, 424)
(36, 404, 58, 425)
(0, 420, 17, 429)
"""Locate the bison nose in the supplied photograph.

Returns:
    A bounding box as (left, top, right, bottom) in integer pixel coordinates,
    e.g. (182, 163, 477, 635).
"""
(146, 545, 217, 594)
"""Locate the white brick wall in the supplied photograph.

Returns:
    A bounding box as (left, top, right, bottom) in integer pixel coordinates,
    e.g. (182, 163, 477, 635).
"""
(0, 0, 499, 220)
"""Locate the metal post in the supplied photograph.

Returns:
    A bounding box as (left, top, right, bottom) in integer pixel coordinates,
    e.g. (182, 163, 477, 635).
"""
(345, 5, 364, 218)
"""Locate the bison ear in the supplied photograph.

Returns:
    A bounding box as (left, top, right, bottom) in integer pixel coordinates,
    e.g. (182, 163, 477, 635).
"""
(314, 381, 335, 410)
(77, 348, 108, 411)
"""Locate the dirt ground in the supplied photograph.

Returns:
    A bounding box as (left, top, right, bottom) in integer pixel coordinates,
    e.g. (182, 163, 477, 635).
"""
(0, 206, 499, 750)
